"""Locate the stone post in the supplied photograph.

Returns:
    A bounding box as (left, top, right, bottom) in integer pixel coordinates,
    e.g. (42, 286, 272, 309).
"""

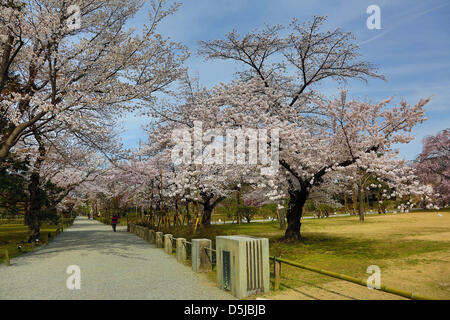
(176, 238, 187, 263)
(155, 232, 164, 248)
(143, 227, 150, 241)
(148, 230, 156, 244)
(192, 239, 212, 272)
(164, 234, 173, 254)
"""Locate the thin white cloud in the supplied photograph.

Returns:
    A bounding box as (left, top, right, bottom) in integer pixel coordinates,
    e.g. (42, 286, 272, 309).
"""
(359, 1, 450, 46)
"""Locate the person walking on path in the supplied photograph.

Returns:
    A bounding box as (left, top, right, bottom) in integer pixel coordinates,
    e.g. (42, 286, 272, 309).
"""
(111, 214, 119, 232)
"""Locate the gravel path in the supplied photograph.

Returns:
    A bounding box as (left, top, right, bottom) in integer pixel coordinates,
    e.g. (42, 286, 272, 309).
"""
(0, 217, 234, 300)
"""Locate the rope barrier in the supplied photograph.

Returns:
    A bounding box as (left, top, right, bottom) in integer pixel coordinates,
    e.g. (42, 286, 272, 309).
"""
(271, 256, 437, 300)
(204, 247, 216, 265)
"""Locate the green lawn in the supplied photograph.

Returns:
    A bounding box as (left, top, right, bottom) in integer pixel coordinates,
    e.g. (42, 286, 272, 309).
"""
(0, 219, 74, 264)
(160, 211, 450, 299)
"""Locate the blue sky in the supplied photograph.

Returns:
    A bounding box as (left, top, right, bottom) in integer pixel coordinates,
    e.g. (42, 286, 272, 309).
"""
(120, 0, 450, 160)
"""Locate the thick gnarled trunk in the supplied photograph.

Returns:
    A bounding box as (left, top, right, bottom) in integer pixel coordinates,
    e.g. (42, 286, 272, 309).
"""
(201, 199, 213, 226)
(200, 193, 225, 227)
(26, 171, 43, 242)
(284, 189, 308, 240)
(25, 130, 46, 242)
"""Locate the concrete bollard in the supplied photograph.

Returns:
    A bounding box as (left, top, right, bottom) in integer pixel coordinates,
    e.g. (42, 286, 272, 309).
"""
(216, 236, 270, 299)
(155, 232, 164, 248)
(176, 238, 187, 263)
(192, 239, 212, 272)
(164, 234, 173, 254)
(148, 230, 156, 244)
(143, 228, 150, 241)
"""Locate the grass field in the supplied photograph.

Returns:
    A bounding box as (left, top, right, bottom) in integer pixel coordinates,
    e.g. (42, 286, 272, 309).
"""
(164, 210, 450, 300)
(0, 220, 73, 264)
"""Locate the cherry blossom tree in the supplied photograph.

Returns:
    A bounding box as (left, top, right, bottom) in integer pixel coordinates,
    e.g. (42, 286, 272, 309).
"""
(0, 0, 188, 239)
(415, 129, 450, 207)
(336, 153, 435, 222)
(180, 77, 430, 239)
(0, 0, 188, 162)
(199, 17, 384, 107)
(18, 136, 104, 240)
(146, 73, 431, 235)
(144, 78, 250, 226)
(196, 17, 432, 240)
(83, 150, 185, 229)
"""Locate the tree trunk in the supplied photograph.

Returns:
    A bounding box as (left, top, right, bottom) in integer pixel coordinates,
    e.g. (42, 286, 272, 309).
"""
(25, 171, 42, 242)
(358, 185, 365, 222)
(174, 198, 179, 226)
(200, 193, 214, 227)
(185, 201, 191, 225)
(278, 202, 286, 230)
(236, 188, 241, 224)
(366, 192, 370, 211)
(25, 129, 46, 242)
(284, 189, 308, 240)
(376, 192, 382, 214)
(344, 193, 348, 214)
(201, 199, 213, 227)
